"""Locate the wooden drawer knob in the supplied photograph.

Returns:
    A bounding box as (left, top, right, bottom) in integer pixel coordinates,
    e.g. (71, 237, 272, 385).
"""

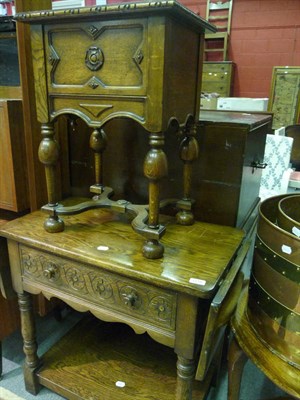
(43, 264, 58, 280)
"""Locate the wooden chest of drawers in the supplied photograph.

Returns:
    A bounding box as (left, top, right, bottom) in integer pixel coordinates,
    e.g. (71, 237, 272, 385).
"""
(201, 61, 235, 97)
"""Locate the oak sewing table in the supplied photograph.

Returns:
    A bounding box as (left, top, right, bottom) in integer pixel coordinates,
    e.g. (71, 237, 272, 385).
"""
(0, 204, 247, 400)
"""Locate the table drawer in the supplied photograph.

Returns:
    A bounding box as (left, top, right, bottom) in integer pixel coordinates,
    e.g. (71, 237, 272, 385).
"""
(19, 245, 177, 330)
(50, 94, 146, 125)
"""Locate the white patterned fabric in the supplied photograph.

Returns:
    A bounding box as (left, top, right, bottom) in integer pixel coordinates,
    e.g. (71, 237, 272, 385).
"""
(259, 134, 294, 200)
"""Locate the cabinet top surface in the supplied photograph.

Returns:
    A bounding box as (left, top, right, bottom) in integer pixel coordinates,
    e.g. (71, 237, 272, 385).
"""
(199, 110, 272, 128)
(0, 206, 244, 298)
(15, 0, 216, 33)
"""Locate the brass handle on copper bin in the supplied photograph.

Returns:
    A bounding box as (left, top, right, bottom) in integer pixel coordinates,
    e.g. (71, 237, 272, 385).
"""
(251, 161, 267, 173)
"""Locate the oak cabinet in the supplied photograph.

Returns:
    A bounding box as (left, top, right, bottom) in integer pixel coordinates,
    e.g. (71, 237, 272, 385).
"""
(0, 100, 29, 212)
(15, 1, 216, 259)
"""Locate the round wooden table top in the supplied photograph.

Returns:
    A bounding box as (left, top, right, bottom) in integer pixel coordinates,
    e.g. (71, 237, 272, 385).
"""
(231, 289, 300, 399)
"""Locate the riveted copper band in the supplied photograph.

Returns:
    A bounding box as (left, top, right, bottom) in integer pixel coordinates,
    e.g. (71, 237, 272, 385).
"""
(252, 251, 300, 313)
(248, 276, 300, 331)
(247, 296, 300, 369)
(255, 236, 300, 282)
(258, 194, 300, 265)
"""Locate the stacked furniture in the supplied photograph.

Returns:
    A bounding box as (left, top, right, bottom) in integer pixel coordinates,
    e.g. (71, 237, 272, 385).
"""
(0, 4, 272, 400)
(0, 3, 252, 400)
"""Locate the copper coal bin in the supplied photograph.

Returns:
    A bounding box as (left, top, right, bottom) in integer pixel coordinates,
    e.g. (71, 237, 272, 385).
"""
(247, 193, 300, 369)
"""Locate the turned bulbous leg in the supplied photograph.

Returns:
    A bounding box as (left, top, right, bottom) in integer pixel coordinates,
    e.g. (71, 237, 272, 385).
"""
(39, 123, 64, 233)
(143, 133, 168, 259)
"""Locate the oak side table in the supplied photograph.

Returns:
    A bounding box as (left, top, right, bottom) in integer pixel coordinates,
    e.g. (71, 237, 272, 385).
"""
(15, 1, 215, 259)
(0, 206, 247, 400)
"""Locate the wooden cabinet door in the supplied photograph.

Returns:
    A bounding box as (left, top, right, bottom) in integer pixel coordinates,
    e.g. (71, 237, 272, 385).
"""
(0, 100, 29, 212)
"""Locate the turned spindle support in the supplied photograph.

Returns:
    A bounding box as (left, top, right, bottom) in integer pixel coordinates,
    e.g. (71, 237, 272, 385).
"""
(89, 128, 107, 196)
(176, 123, 199, 225)
(143, 133, 168, 259)
(38, 123, 64, 233)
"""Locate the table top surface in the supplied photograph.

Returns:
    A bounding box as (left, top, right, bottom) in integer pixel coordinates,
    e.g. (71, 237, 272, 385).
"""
(0, 205, 244, 298)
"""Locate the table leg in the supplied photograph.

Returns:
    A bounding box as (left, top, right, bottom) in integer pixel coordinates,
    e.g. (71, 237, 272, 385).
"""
(227, 335, 247, 400)
(176, 355, 195, 400)
(17, 292, 41, 395)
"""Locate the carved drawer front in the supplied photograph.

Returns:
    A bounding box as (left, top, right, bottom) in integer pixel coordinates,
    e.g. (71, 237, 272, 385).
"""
(45, 18, 148, 97)
(19, 245, 177, 330)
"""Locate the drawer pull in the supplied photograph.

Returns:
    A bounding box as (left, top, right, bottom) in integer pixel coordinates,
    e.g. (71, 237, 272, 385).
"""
(120, 287, 141, 309)
(123, 292, 138, 307)
(43, 264, 58, 280)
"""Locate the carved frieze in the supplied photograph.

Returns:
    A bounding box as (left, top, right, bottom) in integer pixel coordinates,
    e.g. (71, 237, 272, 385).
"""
(20, 246, 176, 329)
